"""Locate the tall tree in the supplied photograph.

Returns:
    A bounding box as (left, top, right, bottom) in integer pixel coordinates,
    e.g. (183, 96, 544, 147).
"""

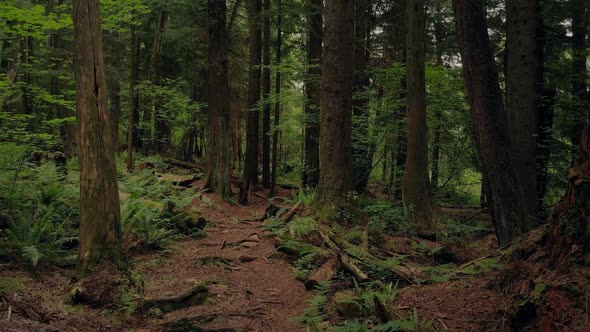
(127, 25, 140, 171)
(536, 0, 557, 217)
(402, 0, 436, 226)
(146, 3, 168, 153)
(570, 0, 588, 155)
(506, 0, 538, 219)
(453, 0, 528, 244)
(240, 0, 262, 204)
(270, 0, 282, 197)
(204, 0, 233, 199)
(352, 0, 373, 193)
(261, 0, 271, 188)
(315, 0, 355, 217)
(302, 0, 322, 189)
(73, 0, 125, 270)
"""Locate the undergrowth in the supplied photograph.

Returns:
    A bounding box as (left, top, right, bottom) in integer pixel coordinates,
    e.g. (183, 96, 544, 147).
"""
(0, 145, 201, 267)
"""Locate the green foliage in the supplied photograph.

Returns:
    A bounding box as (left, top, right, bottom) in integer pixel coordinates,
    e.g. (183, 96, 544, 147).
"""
(121, 199, 182, 251)
(295, 284, 330, 331)
(0, 1, 71, 40)
(292, 189, 317, 208)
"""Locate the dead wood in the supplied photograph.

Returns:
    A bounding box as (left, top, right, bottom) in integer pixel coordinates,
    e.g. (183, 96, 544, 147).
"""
(318, 226, 415, 284)
(163, 157, 204, 171)
(280, 201, 302, 223)
(339, 254, 370, 282)
(305, 257, 340, 290)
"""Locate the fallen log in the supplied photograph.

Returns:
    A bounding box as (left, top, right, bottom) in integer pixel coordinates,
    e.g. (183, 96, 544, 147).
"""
(339, 254, 369, 282)
(280, 201, 302, 223)
(163, 157, 204, 171)
(144, 283, 209, 313)
(304, 257, 339, 290)
(318, 226, 415, 284)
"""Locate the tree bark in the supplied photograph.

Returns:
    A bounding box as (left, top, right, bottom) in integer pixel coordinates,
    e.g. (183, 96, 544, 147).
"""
(535, 0, 556, 219)
(315, 0, 355, 218)
(147, 4, 168, 153)
(402, 0, 436, 227)
(506, 0, 538, 221)
(302, 0, 322, 189)
(127, 25, 140, 171)
(352, 0, 373, 193)
(261, 0, 271, 188)
(204, 0, 233, 199)
(570, 0, 588, 156)
(270, 0, 282, 197)
(453, 0, 528, 245)
(73, 0, 125, 271)
(546, 125, 590, 263)
(239, 0, 262, 204)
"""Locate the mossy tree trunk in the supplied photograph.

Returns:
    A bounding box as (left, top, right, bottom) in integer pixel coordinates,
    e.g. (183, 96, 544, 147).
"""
(73, 0, 126, 271)
(204, 0, 233, 200)
(315, 0, 355, 219)
(402, 0, 437, 227)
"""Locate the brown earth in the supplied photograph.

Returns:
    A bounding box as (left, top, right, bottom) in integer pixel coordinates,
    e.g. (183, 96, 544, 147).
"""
(0, 186, 310, 332)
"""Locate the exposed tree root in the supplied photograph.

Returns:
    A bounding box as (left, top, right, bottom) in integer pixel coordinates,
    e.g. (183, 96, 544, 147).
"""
(144, 283, 209, 313)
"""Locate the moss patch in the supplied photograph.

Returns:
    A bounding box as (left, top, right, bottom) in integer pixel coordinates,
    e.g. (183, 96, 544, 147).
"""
(0, 276, 32, 293)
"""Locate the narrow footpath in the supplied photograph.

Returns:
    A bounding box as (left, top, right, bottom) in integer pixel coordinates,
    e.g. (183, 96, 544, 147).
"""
(136, 187, 310, 331)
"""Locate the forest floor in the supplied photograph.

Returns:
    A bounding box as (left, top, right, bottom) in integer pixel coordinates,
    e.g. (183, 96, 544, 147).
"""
(1, 168, 589, 331)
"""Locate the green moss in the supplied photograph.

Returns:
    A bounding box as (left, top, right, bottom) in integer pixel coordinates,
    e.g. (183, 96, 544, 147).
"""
(0, 276, 32, 293)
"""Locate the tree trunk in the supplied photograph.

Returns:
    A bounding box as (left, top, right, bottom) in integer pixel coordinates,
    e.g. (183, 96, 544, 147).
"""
(506, 0, 538, 221)
(147, 5, 168, 153)
(453, 0, 528, 245)
(315, 0, 355, 218)
(204, 0, 233, 199)
(570, 0, 588, 157)
(109, 33, 122, 152)
(394, 46, 407, 201)
(352, 0, 373, 194)
(546, 125, 590, 263)
(303, 0, 322, 189)
(73, 0, 125, 271)
(127, 26, 140, 171)
(261, 0, 272, 188)
(430, 4, 445, 192)
(535, 0, 556, 219)
(270, 0, 282, 197)
(240, 0, 262, 204)
(402, 0, 436, 227)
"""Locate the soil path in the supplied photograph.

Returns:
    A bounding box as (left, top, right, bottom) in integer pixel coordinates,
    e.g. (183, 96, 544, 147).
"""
(136, 188, 310, 331)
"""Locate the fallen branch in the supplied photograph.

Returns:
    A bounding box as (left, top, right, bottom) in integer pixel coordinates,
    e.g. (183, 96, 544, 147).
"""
(455, 242, 512, 272)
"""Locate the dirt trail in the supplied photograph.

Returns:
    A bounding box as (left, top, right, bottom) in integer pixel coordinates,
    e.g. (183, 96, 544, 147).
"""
(136, 188, 310, 331)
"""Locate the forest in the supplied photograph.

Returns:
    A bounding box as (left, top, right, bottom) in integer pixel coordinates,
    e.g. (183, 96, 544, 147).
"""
(0, 0, 589, 331)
